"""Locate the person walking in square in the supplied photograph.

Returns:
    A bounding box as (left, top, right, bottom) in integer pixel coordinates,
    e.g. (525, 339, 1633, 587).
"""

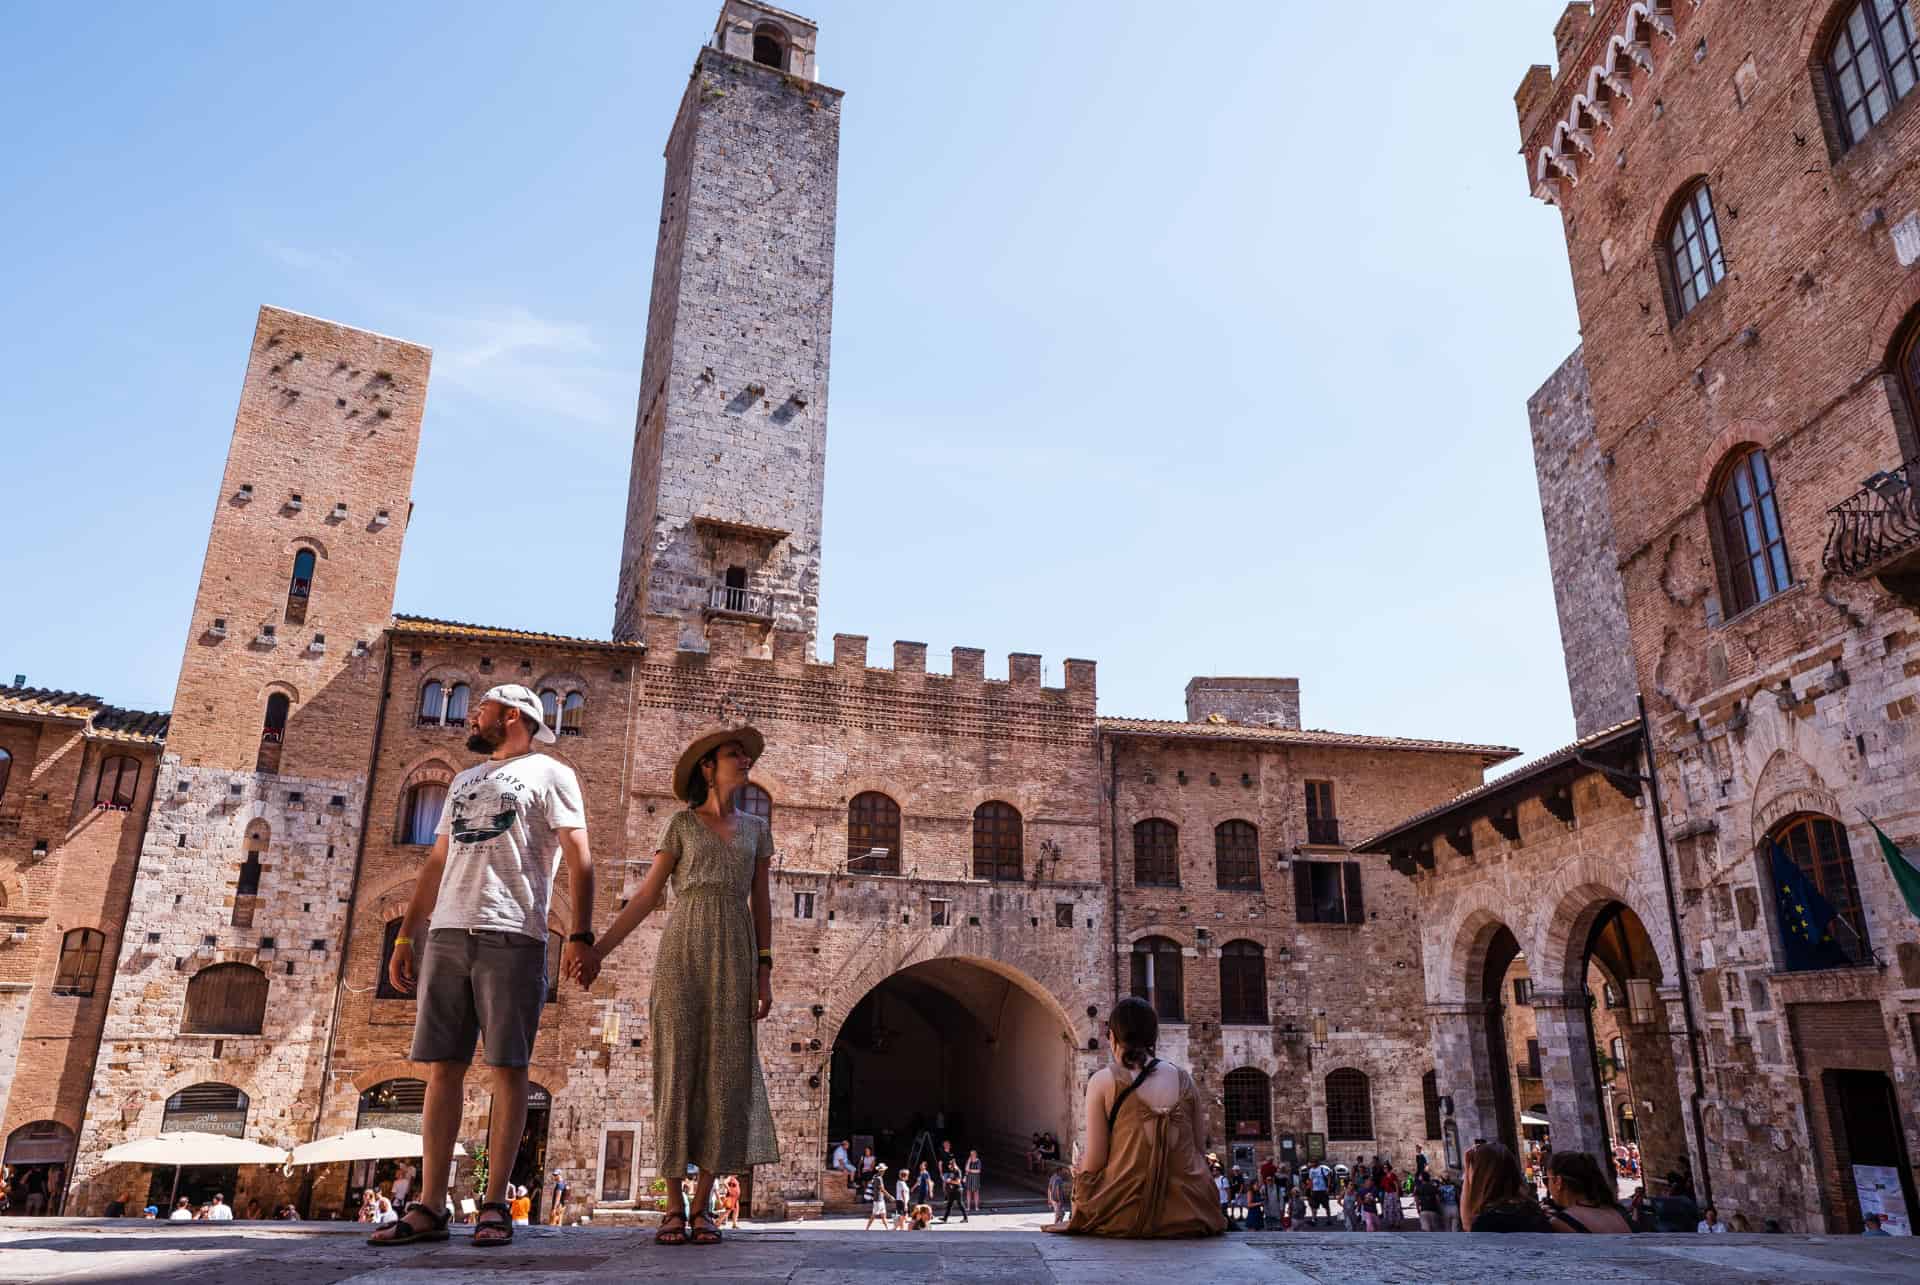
(940, 1155, 969, 1223)
(371, 685, 594, 1251)
(582, 727, 778, 1247)
(964, 1149, 982, 1212)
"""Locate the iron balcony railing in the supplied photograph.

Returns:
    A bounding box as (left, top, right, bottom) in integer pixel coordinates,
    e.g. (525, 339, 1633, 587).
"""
(1825, 461, 1920, 576)
(708, 583, 773, 617)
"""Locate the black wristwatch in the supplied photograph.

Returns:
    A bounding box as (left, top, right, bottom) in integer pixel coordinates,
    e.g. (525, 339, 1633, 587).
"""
(568, 931, 595, 946)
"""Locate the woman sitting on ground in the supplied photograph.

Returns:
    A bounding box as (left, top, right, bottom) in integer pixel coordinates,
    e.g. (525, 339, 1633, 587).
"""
(1462, 1141, 1552, 1232)
(1542, 1151, 1634, 1233)
(1044, 997, 1225, 1239)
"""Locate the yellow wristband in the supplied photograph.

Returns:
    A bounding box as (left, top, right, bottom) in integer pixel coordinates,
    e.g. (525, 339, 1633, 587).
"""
(395, 936, 413, 946)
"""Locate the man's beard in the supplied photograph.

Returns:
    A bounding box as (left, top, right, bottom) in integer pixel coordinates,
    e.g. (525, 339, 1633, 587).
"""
(466, 726, 500, 754)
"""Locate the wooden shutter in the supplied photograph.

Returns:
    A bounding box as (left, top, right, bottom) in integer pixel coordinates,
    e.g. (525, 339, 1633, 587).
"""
(1294, 862, 1316, 923)
(1342, 862, 1365, 925)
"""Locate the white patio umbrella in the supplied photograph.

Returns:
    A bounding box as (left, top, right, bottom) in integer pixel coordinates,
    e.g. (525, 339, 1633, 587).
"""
(291, 1128, 467, 1166)
(1519, 1111, 1551, 1127)
(99, 1131, 291, 1208)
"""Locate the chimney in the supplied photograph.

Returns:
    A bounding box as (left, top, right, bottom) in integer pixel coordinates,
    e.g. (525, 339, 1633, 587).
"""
(1185, 677, 1301, 730)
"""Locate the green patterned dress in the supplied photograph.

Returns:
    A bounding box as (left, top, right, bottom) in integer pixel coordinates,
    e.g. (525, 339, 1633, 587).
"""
(650, 809, 780, 1178)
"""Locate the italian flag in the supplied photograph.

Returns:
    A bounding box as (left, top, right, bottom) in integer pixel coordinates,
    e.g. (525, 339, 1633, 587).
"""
(1869, 819, 1920, 921)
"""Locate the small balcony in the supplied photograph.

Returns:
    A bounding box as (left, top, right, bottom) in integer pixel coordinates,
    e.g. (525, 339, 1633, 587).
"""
(707, 582, 773, 621)
(1825, 461, 1920, 603)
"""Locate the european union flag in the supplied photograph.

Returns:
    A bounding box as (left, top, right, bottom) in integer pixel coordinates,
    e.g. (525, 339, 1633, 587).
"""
(1770, 842, 1853, 971)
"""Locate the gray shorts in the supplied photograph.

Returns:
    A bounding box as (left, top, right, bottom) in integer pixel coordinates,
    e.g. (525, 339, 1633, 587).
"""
(410, 928, 548, 1068)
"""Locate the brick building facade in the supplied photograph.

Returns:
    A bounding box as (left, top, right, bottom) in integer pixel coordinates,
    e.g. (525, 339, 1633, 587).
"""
(8, 3, 1522, 1221)
(1364, 0, 1920, 1236)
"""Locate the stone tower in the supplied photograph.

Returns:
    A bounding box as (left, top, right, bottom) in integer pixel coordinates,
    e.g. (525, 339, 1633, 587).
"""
(613, 1, 840, 652)
(71, 307, 430, 1204)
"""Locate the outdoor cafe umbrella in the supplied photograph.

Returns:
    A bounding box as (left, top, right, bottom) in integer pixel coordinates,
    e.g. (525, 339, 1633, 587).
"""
(1519, 1111, 1551, 1127)
(99, 1131, 291, 1207)
(291, 1128, 467, 1166)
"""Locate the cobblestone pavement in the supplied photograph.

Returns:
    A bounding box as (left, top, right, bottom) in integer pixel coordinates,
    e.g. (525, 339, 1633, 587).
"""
(1, 1219, 1916, 1283)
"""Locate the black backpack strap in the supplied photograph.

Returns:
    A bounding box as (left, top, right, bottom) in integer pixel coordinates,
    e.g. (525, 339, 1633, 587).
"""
(1106, 1057, 1160, 1132)
(1546, 1204, 1591, 1233)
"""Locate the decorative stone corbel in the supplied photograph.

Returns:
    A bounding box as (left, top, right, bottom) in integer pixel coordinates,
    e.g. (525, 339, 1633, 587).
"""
(1568, 127, 1596, 158)
(1628, 42, 1655, 72)
(1604, 70, 1635, 101)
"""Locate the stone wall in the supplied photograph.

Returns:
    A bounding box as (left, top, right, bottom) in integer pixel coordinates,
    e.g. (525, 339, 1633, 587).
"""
(1184, 677, 1302, 730)
(1528, 348, 1637, 736)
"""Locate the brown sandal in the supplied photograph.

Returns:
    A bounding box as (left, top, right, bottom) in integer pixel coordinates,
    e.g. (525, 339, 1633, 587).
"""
(690, 1212, 723, 1245)
(472, 1201, 514, 1247)
(655, 1210, 688, 1245)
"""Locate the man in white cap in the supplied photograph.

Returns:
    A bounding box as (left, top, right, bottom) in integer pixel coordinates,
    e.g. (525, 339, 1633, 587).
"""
(370, 684, 594, 1250)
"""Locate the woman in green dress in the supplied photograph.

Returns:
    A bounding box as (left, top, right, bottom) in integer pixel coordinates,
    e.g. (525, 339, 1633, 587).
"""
(578, 726, 779, 1246)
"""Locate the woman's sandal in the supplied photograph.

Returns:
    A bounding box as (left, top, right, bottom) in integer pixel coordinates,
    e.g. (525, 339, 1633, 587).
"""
(471, 1201, 514, 1247)
(655, 1210, 689, 1245)
(690, 1212, 723, 1245)
(367, 1201, 450, 1247)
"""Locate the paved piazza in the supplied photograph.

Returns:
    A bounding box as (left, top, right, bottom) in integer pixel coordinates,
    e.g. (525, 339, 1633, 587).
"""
(1, 1220, 1916, 1284)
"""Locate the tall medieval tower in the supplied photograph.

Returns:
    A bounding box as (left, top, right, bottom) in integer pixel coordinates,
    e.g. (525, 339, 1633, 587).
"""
(72, 307, 429, 1201)
(613, 1, 840, 653)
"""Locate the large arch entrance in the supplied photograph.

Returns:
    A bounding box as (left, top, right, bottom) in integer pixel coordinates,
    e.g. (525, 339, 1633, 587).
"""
(827, 957, 1078, 1190)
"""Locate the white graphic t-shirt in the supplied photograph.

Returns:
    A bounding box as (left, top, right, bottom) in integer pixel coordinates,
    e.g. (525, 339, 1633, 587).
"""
(431, 753, 586, 939)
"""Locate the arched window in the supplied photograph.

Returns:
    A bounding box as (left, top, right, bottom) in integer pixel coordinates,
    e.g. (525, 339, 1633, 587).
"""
(1133, 818, 1180, 887)
(560, 691, 584, 736)
(0, 747, 11, 801)
(285, 549, 315, 623)
(52, 928, 106, 997)
(538, 689, 560, 734)
(1215, 820, 1260, 890)
(1826, 1, 1920, 150)
(1219, 940, 1267, 1025)
(93, 755, 140, 809)
(1663, 180, 1727, 320)
(4, 1119, 75, 1168)
(1770, 812, 1872, 966)
(972, 801, 1023, 882)
(1224, 1067, 1272, 1141)
(848, 792, 901, 875)
(376, 919, 409, 999)
(1423, 1069, 1443, 1139)
(418, 681, 444, 725)
(752, 22, 788, 69)
(183, 962, 269, 1035)
(401, 783, 447, 846)
(445, 682, 469, 726)
(161, 1083, 248, 1137)
(737, 782, 772, 823)
(238, 822, 267, 897)
(1710, 447, 1791, 614)
(262, 693, 290, 744)
(357, 1077, 426, 1131)
(1326, 1068, 1373, 1140)
(1130, 936, 1184, 1023)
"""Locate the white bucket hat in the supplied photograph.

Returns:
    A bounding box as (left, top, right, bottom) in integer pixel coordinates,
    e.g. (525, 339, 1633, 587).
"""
(479, 683, 557, 744)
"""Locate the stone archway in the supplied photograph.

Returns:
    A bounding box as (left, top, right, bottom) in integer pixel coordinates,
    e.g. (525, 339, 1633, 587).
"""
(824, 956, 1082, 1192)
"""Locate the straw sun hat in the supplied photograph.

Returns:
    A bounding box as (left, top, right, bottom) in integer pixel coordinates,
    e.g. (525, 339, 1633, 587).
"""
(672, 726, 766, 801)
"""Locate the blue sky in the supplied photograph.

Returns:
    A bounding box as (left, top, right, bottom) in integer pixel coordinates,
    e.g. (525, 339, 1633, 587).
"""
(2, 1, 1584, 761)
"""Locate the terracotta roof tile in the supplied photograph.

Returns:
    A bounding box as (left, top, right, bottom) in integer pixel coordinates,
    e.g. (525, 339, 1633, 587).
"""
(1096, 716, 1518, 761)
(391, 614, 646, 653)
(0, 685, 170, 744)
(1352, 717, 1641, 853)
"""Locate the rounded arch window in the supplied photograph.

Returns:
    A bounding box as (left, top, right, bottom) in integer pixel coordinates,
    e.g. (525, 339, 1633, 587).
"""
(1133, 818, 1180, 888)
(1325, 1067, 1373, 1140)
(752, 22, 788, 69)
(1129, 935, 1184, 1023)
(1708, 446, 1791, 615)
(183, 962, 269, 1035)
(848, 792, 901, 874)
(560, 691, 585, 736)
(1825, 1, 1920, 150)
(737, 781, 772, 823)
(972, 801, 1023, 882)
(539, 689, 560, 729)
(1662, 180, 1727, 321)
(262, 692, 291, 742)
(1768, 812, 1872, 967)
(162, 1083, 249, 1136)
(1214, 819, 1260, 890)
(401, 781, 447, 846)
